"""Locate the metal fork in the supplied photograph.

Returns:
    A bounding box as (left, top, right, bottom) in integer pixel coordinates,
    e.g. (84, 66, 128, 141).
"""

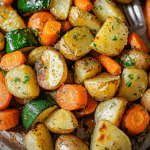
(119, 0, 150, 49)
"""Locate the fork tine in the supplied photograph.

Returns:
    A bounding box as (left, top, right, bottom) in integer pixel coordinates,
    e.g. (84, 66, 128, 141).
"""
(132, 0, 146, 25)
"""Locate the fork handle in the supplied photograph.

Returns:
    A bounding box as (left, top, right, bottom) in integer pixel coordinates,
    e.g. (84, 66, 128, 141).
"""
(140, 33, 150, 52)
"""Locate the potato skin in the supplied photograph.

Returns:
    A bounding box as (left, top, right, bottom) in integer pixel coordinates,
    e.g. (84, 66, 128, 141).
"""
(25, 123, 54, 150)
(140, 89, 150, 113)
(119, 49, 150, 71)
(117, 68, 148, 101)
(84, 72, 120, 101)
(55, 134, 89, 150)
(5, 64, 40, 99)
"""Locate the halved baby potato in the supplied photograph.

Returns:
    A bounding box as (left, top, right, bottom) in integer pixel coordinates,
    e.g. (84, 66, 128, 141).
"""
(25, 123, 54, 150)
(90, 120, 131, 150)
(59, 26, 94, 60)
(44, 109, 78, 134)
(36, 47, 68, 90)
(91, 17, 128, 56)
(95, 97, 127, 127)
(84, 72, 120, 101)
(5, 64, 40, 100)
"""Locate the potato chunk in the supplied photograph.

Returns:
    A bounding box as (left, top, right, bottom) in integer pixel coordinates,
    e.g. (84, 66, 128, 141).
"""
(5, 64, 40, 99)
(84, 72, 120, 101)
(91, 17, 128, 56)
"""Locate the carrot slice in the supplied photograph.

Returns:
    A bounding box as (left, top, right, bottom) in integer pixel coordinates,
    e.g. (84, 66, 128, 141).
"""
(90, 50, 122, 75)
(76, 94, 98, 118)
(128, 32, 149, 53)
(28, 12, 55, 34)
(121, 103, 149, 136)
(0, 109, 20, 130)
(39, 20, 61, 46)
(0, 71, 5, 83)
(0, 51, 26, 71)
(146, 0, 150, 42)
(56, 84, 88, 110)
(1, 0, 13, 4)
(73, 0, 92, 12)
(61, 21, 72, 32)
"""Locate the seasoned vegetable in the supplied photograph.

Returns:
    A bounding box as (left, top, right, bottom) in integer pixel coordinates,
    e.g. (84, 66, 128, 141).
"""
(84, 72, 120, 101)
(55, 134, 89, 150)
(5, 28, 37, 54)
(5, 64, 40, 100)
(74, 56, 102, 84)
(22, 94, 58, 129)
(17, 0, 51, 16)
(117, 68, 148, 101)
(91, 17, 128, 56)
(25, 123, 54, 150)
(36, 48, 68, 90)
(44, 109, 78, 134)
(0, 4, 26, 33)
(69, 6, 101, 34)
(95, 97, 127, 127)
(121, 103, 149, 136)
(0, 32, 5, 51)
(90, 120, 132, 150)
(50, 0, 72, 20)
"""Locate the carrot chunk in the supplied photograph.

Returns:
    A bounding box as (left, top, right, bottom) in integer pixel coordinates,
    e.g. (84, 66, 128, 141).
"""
(121, 103, 149, 136)
(0, 109, 20, 130)
(56, 84, 88, 110)
(0, 51, 26, 71)
(61, 21, 72, 32)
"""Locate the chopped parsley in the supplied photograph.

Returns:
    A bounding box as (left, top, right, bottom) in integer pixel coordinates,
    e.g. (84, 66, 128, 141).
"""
(112, 36, 118, 41)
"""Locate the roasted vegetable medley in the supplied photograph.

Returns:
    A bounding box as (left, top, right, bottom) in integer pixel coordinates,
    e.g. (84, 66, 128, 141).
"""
(0, 0, 150, 149)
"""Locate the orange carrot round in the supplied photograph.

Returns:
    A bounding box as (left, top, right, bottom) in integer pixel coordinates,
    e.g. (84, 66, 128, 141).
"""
(121, 103, 149, 136)
(128, 32, 149, 53)
(61, 21, 72, 32)
(73, 0, 93, 12)
(56, 84, 88, 110)
(0, 51, 26, 71)
(0, 71, 5, 83)
(76, 94, 98, 118)
(0, 109, 20, 130)
(28, 12, 55, 34)
(39, 20, 61, 46)
(1, 0, 13, 4)
(90, 50, 122, 75)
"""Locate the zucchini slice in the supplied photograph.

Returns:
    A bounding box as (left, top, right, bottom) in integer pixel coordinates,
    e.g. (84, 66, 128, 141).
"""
(22, 94, 58, 129)
(5, 28, 37, 54)
(17, 0, 51, 16)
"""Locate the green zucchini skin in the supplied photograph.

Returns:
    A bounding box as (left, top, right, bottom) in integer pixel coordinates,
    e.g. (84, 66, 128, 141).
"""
(22, 94, 57, 130)
(6, 28, 37, 54)
(17, 0, 51, 16)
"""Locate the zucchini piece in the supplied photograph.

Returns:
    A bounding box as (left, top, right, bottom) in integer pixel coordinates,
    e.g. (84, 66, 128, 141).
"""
(22, 94, 58, 129)
(17, 0, 51, 16)
(5, 28, 37, 54)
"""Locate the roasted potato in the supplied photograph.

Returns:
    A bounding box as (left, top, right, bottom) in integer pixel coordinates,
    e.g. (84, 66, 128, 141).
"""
(0, 32, 5, 51)
(95, 97, 127, 127)
(36, 48, 68, 90)
(113, 0, 133, 4)
(92, 0, 125, 23)
(84, 72, 120, 101)
(25, 123, 54, 150)
(14, 96, 31, 104)
(59, 26, 94, 60)
(140, 88, 150, 113)
(74, 57, 102, 84)
(50, 0, 72, 20)
(117, 68, 148, 101)
(69, 6, 101, 34)
(90, 120, 131, 150)
(0, 4, 26, 33)
(90, 17, 128, 56)
(55, 134, 89, 150)
(119, 49, 150, 71)
(44, 109, 78, 134)
(5, 64, 40, 99)
(27, 46, 52, 65)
